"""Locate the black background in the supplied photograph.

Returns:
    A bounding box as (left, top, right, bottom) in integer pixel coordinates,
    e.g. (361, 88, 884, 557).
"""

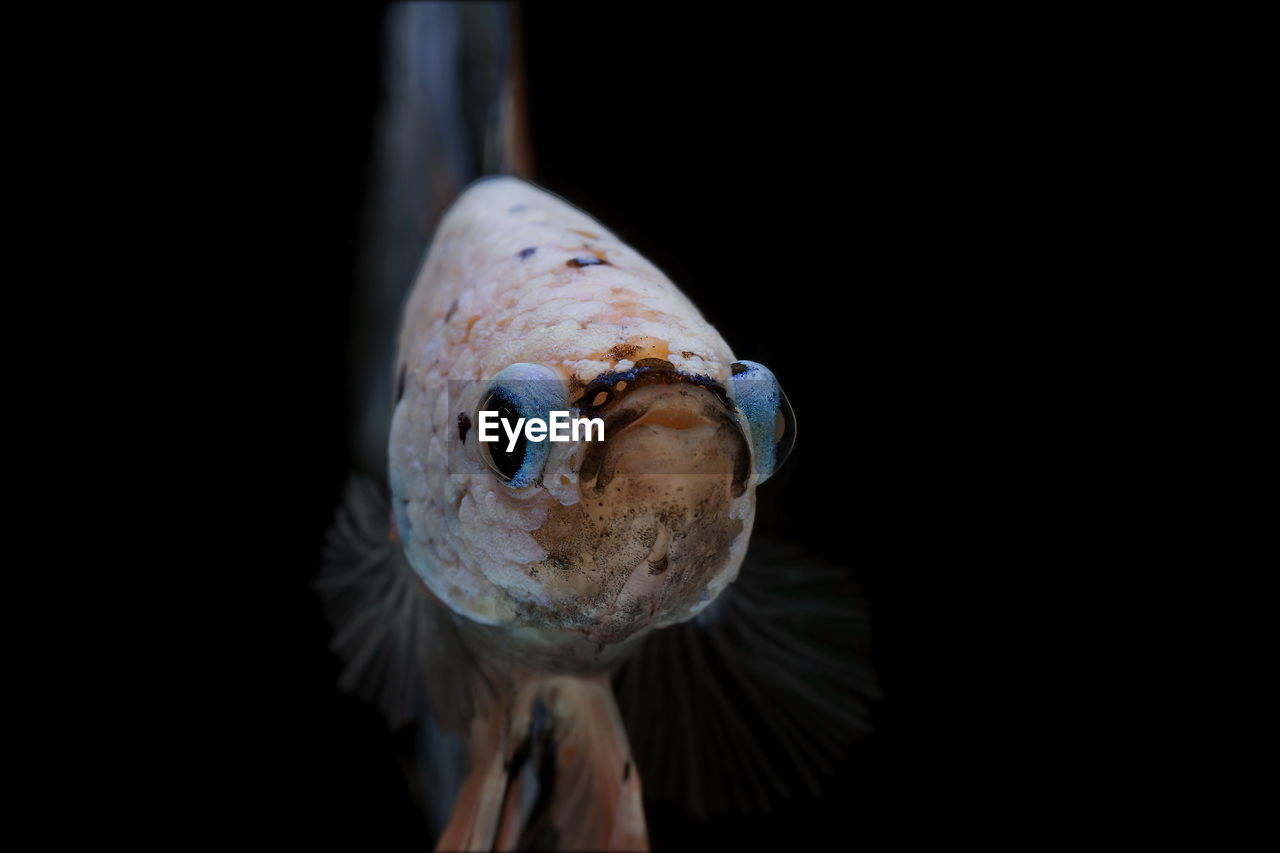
(162, 3, 1064, 847)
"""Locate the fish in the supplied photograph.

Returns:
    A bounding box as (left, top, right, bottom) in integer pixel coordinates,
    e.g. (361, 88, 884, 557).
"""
(318, 6, 875, 850)
(389, 177, 784, 651)
(321, 177, 875, 850)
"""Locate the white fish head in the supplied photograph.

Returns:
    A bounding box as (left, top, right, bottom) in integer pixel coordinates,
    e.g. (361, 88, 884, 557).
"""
(386, 178, 797, 665)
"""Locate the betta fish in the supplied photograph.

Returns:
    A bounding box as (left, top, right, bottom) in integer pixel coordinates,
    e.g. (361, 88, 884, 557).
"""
(318, 5, 875, 850)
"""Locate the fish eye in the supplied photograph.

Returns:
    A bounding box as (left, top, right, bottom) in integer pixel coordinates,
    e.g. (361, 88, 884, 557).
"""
(479, 391, 528, 482)
(475, 363, 566, 488)
(728, 360, 796, 483)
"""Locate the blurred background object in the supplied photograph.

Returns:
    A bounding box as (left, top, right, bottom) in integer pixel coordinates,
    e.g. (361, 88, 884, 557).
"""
(349, 1, 531, 480)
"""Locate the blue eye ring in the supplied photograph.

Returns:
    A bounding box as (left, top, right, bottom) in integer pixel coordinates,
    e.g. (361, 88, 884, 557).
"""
(475, 363, 566, 488)
(728, 360, 796, 484)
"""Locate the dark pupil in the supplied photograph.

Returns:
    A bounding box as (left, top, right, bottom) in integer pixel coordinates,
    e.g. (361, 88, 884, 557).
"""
(485, 393, 526, 481)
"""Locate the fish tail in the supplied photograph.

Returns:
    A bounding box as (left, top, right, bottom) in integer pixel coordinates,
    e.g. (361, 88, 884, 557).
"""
(437, 675, 648, 852)
(324, 7, 533, 837)
(351, 1, 531, 477)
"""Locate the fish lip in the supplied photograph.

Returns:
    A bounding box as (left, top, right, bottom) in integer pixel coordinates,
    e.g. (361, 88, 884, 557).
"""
(573, 359, 734, 415)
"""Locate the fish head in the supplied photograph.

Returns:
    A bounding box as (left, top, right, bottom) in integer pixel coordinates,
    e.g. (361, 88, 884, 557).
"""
(386, 177, 796, 663)
(391, 350, 793, 657)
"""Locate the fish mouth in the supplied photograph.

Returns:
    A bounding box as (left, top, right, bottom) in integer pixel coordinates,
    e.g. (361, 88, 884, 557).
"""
(529, 364, 752, 645)
(576, 362, 750, 500)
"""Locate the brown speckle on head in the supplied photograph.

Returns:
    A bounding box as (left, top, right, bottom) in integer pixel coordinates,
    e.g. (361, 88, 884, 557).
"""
(571, 228, 601, 240)
(607, 343, 641, 361)
(462, 315, 480, 341)
(445, 300, 459, 323)
(567, 373, 586, 403)
(457, 412, 471, 443)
